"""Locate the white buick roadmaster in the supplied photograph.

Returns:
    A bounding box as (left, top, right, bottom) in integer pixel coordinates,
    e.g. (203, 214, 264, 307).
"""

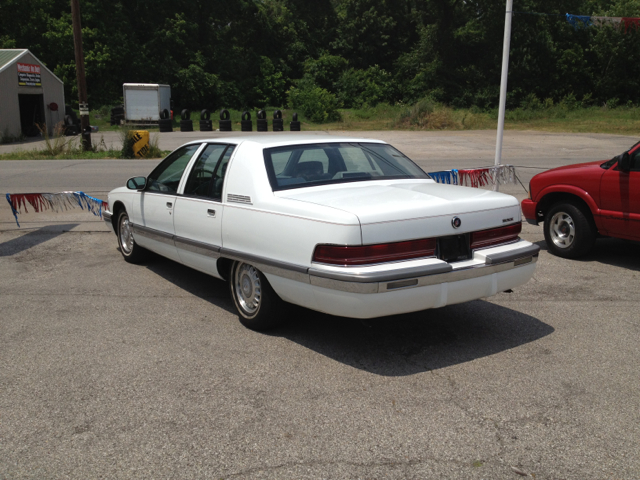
(104, 136, 539, 330)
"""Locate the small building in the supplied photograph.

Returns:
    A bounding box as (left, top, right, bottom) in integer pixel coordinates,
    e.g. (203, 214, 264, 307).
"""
(0, 49, 65, 138)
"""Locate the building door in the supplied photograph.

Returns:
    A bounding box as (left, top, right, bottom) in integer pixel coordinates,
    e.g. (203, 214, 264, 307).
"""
(18, 94, 45, 137)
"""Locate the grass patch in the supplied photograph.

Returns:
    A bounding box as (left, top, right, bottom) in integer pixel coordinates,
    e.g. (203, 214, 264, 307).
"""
(308, 102, 640, 134)
(0, 147, 171, 161)
(0, 122, 169, 160)
(499, 104, 640, 135)
(0, 149, 128, 160)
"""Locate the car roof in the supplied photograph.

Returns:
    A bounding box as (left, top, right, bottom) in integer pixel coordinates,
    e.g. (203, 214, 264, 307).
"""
(181, 134, 388, 148)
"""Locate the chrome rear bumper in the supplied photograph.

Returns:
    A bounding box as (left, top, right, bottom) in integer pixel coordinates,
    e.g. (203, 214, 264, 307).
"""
(308, 243, 540, 294)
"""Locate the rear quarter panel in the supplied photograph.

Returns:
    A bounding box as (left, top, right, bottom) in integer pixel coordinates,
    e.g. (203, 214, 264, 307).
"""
(221, 141, 362, 267)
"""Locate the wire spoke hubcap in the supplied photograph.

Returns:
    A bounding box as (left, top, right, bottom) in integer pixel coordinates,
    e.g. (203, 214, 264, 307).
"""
(550, 211, 575, 249)
(119, 216, 134, 254)
(234, 263, 262, 314)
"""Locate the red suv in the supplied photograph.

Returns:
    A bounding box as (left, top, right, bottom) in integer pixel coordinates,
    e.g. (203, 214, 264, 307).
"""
(522, 141, 640, 258)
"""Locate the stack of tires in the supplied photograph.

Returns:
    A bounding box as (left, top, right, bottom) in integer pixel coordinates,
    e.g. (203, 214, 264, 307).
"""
(256, 110, 268, 132)
(200, 110, 213, 131)
(180, 109, 193, 132)
(290, 113, 301, 131)
(110, 105, 124, 126)
(219, 109, 232, 132)
(272, 110, 283, 131)
(159, 109, 173, 132)
(241, 111, 252, 131)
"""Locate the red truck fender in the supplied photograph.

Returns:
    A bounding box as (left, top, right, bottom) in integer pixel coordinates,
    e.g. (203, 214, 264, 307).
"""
(532, 184, 604, 229)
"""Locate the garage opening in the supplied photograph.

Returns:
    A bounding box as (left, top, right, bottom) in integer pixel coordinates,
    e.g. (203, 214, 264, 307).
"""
(18, 93, 45, 137)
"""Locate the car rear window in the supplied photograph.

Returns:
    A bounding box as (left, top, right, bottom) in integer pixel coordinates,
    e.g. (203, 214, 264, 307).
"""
(263, 142, 429, 191)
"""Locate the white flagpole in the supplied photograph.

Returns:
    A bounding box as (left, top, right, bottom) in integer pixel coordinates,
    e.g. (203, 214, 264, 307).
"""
(494, 0, 513, 192)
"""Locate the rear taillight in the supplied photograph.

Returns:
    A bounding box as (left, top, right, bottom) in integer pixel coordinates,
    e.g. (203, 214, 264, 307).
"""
(313, 238, 437, 266)
(470, 222, 521, 250)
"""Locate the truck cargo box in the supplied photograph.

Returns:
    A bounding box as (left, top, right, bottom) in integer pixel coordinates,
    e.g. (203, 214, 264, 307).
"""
(123, 83, 171, 122)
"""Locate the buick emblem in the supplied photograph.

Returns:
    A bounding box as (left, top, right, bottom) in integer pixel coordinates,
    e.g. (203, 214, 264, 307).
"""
(451, 216, 462, 229)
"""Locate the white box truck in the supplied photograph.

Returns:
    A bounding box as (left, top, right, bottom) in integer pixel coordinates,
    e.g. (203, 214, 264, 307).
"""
(123, 83, 171, 122)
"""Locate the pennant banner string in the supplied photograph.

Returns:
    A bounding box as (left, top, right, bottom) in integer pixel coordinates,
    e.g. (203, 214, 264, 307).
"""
(428, 165, 525, 191)
(510, 11, 640, 31)
(4, 191, 108, 228)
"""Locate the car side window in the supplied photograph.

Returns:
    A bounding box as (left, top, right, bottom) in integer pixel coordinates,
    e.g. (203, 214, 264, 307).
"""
(183, 144, 228, 198)
(147, 145, 200, 193)
(211, 145, 235, 200)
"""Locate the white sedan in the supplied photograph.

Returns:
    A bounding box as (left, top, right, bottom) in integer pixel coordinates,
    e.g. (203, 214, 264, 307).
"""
(104, 135, 539, 330)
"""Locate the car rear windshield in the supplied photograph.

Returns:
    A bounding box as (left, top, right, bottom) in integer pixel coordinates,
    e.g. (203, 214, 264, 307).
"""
(263, 142, 429, 191)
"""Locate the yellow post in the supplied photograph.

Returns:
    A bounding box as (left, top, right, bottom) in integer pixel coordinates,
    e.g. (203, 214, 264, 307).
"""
(131, 130, 150, 158)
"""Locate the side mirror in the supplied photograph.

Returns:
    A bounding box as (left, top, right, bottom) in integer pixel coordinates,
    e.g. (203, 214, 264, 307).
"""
(126, 176, 147, 190)
(617, 152, 631, 173)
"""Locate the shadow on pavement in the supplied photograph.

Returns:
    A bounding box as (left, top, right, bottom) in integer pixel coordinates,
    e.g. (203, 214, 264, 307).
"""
(535, 237, 640, 271)
(270, 300, 553, 376)
(138, 255, 553, 377)
(0, 224, 79, 256)
(142, 255, 237, 315)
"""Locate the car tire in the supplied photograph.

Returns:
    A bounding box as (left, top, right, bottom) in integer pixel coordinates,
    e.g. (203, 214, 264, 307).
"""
(230, 261, 286, 331)
(544, 201, 596, 258)
(117, 209, 148, 264)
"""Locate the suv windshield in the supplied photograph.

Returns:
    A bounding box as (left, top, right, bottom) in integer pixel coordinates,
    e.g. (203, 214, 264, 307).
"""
(264, 142, 429, 191)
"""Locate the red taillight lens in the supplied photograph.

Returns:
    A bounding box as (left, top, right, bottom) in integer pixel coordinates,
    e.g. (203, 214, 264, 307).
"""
(313, 238, 437, 266)
(470, 222, 521, 250)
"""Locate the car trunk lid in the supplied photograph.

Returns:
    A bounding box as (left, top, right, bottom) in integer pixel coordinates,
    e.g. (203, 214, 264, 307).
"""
(277, 180, 521, 244)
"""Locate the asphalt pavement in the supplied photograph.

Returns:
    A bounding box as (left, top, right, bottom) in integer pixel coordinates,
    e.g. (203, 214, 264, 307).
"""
(1, 130, 639, 479)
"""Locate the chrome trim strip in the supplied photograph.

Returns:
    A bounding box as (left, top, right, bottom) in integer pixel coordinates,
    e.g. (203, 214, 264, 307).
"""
(132, 224, 175, 245)
(219, 248, 310, 283)
(308, 262, 452, 283)
(174, 236, 221, 258)
(216, 244, 538, 293)
(309, 276, 379, 294)
(312, 256, 538, 294)
(408, 256, 538, 289)
(484, 244, 540, 265)
(128, 227, 538, 294)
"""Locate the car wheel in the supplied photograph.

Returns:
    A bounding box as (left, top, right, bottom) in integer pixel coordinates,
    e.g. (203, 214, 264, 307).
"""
(230, 261, 285, 331)
(544, 201, 596, 258)
(117, 210, 148, 263)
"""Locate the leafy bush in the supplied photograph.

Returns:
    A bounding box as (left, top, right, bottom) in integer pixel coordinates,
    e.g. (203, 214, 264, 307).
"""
(287, 78, 342, 123)
(336, 65, 394, 108)
(254, 56, 288, 108)
(303, 54, 349, 91)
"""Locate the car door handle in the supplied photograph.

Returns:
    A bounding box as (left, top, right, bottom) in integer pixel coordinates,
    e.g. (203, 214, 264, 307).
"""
(166, 202, 173, 208)
(207, 209, 216, 217)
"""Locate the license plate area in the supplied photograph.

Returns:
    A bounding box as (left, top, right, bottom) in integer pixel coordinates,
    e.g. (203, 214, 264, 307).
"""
(438, 234, 471, 262)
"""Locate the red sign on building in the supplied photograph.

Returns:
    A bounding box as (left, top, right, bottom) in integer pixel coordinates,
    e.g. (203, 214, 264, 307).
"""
(17, 62, 42, 87)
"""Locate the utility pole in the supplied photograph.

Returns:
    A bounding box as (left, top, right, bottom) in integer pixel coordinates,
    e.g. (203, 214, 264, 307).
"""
(494, 0, 513, 191)
(70, 0, 91, 151)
